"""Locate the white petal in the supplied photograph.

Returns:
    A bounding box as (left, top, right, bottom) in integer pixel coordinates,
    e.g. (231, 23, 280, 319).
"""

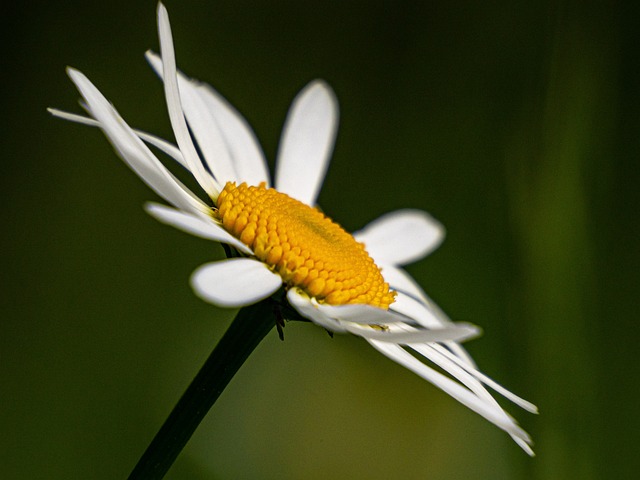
(286, 288, 348, 332)
(390, 291, 452, 329)
(368, 340, 534, 455)
(383, 271, 477, 367)
(343, 322, 480, 344)
(144, 203, 253, 255)
(189, 82, 270, 187)
(275, 80, 338, 206)
(65, 68, 208, 216)
(49, 107, 103, 127)
(316, 302, 415, 325)
(127, 128, 186, 169)
(410, 342, 536, 452)
(390, 288, 476, 367)
(48, 108, 188, 169)
(156, 4, 220, 199)
(425, 343, 539, 413)
(146, 52, 269, 187)
(191, 259, 282, 308)
(381, 265, 429, 303)
(354, 209, 445, 266)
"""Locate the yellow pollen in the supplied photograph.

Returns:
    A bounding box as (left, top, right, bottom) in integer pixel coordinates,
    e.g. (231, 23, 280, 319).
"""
(215, 182, 396, 308)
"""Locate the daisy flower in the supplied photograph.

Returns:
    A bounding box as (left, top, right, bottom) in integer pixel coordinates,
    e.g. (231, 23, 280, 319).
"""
(50, 2, 536, 455)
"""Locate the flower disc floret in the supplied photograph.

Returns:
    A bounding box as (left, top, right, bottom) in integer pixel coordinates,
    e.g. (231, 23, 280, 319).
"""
(216, 182, 395, 308)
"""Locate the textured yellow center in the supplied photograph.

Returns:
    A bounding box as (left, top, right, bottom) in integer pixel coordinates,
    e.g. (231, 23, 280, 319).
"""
(215, 182, 395, 308)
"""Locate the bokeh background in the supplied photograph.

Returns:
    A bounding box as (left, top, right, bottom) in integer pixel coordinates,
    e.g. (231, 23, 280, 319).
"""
(2, 0, 638, 478)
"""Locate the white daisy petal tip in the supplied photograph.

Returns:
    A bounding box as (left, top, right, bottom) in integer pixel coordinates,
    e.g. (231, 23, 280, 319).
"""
(368, 340, 535, 455)
(65, 67, 89, 92)
(305, 79, 337, 101)
(190, 259, 282, 308)
(157, 2, 168, 21)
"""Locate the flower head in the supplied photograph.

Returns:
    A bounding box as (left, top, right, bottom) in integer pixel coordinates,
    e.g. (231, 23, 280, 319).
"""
(50, 2, 537, 455)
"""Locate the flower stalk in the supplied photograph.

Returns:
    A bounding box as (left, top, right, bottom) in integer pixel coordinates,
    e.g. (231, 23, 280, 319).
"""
(127, 299, 276, 479)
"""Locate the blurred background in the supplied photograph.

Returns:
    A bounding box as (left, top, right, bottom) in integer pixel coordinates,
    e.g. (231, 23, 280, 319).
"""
(2, 0, 638, 478)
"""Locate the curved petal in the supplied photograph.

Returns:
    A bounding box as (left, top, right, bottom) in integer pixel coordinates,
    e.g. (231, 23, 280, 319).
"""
(382, 268, 477, 367)
(420, 343, 538, 413)
(410, 342, 537, 450)
(316, 302, 415, 325)
(146, 52, 269, 187)
(191, 259, 282, 307)
(343, 322, 480, 344)
(390, 289, 479, 367)
(275, 80, 338, 206)
(286, 288, 348, 332)
(354, 209, 445, 266)
(144, 203, 253, 255)
(157, 4, 220, 199)
(390, 292, 451, 329)
(367, 340, 534, 455)
(381, 265, 430, 304)
(65, 68, 208, 216)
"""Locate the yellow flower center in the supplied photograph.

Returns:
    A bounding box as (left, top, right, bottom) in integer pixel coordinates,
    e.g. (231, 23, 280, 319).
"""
(215, 182, 395, 308)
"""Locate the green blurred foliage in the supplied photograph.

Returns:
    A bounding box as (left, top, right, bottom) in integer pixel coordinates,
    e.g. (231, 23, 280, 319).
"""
(2, 0, 639, 479)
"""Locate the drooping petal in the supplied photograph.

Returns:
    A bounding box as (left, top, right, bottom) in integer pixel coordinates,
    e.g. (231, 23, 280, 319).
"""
(409, 342, 537, 451)
(380, 264, 429, 303)
(286, 288, 348, 332)
(146, 52, 269, 187)
(316, 302, 416, 325)
(191, 259, 282, 308)
(275, 80, 338, 206)
(390, 291, 453, 329)
(156, 3, 220, 199)
(354, 209, 445, 266)
(384, 269, 477, 367)
(343, 322, 480, 344)
(65, 68, 208, 216)
(367, 340, 534, 455)
(420, 343, 539, 413)
(144, 203, 253, 254)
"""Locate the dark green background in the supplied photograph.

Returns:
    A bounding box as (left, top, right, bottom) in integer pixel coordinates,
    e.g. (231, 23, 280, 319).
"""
(2, 0, 638, 478)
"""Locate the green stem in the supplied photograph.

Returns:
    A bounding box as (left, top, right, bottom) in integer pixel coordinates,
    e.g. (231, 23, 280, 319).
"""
(128, 299, 276, 479)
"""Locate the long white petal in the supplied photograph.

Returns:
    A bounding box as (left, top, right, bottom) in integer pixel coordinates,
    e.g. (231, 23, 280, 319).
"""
(191, 259, 282, 308)
(343, 322, 480, 344)
(384, 270, 477, 367)
(156, 3, 220, 199)
(368, 340, 534, 455)
(425, 343, 538, 413)
(316, 302, 415, 325)
(144, 203, 253, 254)
(354, 209, 445, 266)
(286, 288, 348, 332)
(146, 52, 270, 188)
(65, 68, 208, 216)
(410, 342, 536, 452)
(381, 265, 430, 304)
(190, 82, 270, 187)
(275, 80, 338, 206)
(390, 292, 452, 329)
